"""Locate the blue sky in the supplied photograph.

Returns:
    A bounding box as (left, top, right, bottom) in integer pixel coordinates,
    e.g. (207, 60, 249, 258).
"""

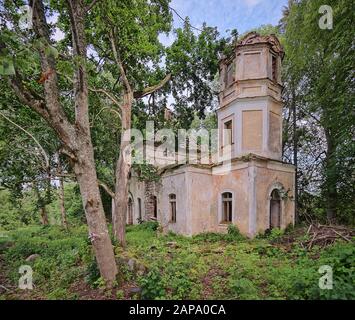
(51, 1, 288, 44)
(161, 0, 287, 45)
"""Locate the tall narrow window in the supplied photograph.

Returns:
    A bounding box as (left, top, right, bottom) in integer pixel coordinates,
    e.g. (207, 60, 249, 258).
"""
(272, 55, 277, 82)
(270, 189, 281, 229)
(225, 61, 235, 87)
(138, 198, 142, 220)
(153, 196, 157, 218)
(221, 192, 233, 223)
(223, 120, 233, 146)
(169, 194, 176, 223)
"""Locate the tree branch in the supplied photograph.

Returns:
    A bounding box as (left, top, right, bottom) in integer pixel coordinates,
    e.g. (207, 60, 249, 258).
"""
(134, 74, 172, 99)
(108, 29, 132, 94)
(31, 0, 76, 148)
(88, 87, 122, 109)
(0, 110, 50, 169)
(85, 0, 100, 12)
(98, 180, 115, 198)
(95, 107, 121, 121)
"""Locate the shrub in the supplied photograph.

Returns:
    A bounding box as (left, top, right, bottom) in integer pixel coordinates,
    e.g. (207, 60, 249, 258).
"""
(136, 221, 159, 232)
(227, 224, 245, 241)
(230, 278, 259, 299)
(268, 228, 284, 241)
(85, 258, 101, 287)
(139, 268, 165, 299)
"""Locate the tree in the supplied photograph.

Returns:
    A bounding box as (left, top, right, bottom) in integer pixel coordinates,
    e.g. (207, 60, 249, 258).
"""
(1, 0, 118, 285)
(86, 0, 173, 246)
(282, 0, 354, 222)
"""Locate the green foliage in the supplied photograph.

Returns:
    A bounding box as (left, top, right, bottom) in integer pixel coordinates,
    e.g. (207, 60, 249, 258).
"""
(132, 162, 161, 183)
(267, 228, 284, 242)
(0, 224, 353, 300)
(230, 278, 259, 299)
(135, 221, 159, 232)
(283, 0, 354, 223)
(0, 183, 84, 231)
(312, 243, 355, 300)
(139, 267, 166, 300)
(0, 190, 35, 231)
(116, 290, 124, 300)
(85, 258, 101, 288)
(227, 224, 245, 240)
(2, 225, 91, 297)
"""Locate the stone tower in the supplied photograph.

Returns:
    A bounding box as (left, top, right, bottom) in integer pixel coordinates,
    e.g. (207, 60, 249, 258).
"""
(218, 32, 284, 161)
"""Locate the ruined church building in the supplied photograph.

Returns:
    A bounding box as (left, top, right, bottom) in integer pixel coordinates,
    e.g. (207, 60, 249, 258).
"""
(129, 33, 296, 238)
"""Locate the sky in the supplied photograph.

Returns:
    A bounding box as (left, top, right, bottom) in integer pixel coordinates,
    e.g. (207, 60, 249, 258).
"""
(160, 0, 288, 45)
(51, 0, 288, 44)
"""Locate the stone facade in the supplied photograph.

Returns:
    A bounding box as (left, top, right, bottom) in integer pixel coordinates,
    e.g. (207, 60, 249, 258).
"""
(128, 33, 295, 238)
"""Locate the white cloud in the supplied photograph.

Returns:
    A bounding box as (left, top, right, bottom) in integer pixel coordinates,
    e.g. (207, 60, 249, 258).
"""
(243, 0, 262, 7)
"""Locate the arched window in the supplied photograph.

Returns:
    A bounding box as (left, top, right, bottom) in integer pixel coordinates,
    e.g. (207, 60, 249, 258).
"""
(221, 192, 233, 223)
(169, 194, 176, 223)
(270, 189, 281, 228)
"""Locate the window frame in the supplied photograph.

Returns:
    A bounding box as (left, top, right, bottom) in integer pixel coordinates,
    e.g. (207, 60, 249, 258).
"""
(169, 194, 177, 223)
(219, 191, 234, 225)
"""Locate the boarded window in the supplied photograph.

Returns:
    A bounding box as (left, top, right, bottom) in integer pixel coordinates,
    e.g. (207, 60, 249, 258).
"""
(243, 52, 261, 79)
(221, 192, 233, 223)
(242, 110, 263, 150)
(169, 194, 176, 223)
(225, 61, 235, 87)
(272, 55, 277, 82)
(223, 120, 233, 146)
(269, 111, 281, 153)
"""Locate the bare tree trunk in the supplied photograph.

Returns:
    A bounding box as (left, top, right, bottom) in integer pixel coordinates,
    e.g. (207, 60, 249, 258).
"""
(40, 207, 49, 225)
(33, 183, 49, 225)
(17, 0, 117, 286)
(114, 93, 132, 247)
(58, 162, 68, 229)
(74, 144, 118, 283)
(292, 89, 298, 225)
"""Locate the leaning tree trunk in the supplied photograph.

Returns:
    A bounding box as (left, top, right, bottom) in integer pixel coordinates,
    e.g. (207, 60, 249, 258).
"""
(74, 143, 118, 283)
(113, 93, 132, 247)
(4, 0, 118, 286)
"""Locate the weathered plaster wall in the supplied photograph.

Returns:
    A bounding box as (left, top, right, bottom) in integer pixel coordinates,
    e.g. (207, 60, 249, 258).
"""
(212, 162, 251, 235)
(160, 168, 189, 234)
(186, 167, 214, 235)
(254, 160, 295, 234)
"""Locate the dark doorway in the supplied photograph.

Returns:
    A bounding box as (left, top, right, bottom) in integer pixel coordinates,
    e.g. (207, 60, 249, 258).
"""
(138, 198, 142, 220)
(153, 196, 158, 218)
(128, 198, 133, 225)
(270, 189, 281, 228)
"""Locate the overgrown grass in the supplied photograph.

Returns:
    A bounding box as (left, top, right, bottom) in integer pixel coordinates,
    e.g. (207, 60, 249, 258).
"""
(0, 223, 354, 300)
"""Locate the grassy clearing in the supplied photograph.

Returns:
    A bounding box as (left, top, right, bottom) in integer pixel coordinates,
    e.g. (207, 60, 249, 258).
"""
(0, 223, 354, 300)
